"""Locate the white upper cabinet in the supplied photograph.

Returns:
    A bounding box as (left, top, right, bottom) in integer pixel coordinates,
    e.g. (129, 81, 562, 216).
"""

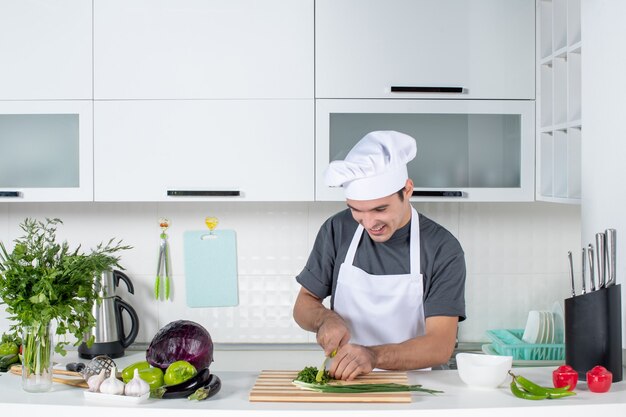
(94, 100, 314, 202)
(315, 0, 535, 100)
(94, 0, 313, 99)
(0, 0, 92, 100)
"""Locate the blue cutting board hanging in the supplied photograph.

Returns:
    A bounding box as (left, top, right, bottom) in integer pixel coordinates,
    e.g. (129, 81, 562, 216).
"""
(183, 229, 239, 307)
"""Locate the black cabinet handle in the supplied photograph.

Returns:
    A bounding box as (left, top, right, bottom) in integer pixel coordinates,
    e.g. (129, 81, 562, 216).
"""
(0, 191, 21, 197)
(412, 191, 463, 197)
(391, 86, 464, 93)
(167, 190, 240, 197)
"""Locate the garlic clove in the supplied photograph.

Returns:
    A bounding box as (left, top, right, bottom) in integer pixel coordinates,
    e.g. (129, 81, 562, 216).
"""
(87, 369, 107, 392)
(124, 368, 151, 397)
(98, 366, 126, 395)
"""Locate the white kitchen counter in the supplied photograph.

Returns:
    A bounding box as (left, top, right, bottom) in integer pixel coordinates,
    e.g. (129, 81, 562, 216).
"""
(1, 351, 625, 417)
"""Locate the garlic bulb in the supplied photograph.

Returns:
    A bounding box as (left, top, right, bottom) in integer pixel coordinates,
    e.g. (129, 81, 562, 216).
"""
(87, 369, 106, 392)
(124, 368, 150, 397)
(98, 366, 125, 395)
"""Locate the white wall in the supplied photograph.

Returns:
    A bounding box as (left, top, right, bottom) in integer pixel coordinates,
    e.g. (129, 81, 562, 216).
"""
(581, 0, 626, 345)
(0, 201, 579, 346)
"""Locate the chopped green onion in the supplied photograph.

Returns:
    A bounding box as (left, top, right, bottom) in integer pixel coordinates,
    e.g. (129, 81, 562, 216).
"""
(292, 379, 443, 394)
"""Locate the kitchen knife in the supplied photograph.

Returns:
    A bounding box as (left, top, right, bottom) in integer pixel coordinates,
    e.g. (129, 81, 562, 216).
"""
(581, 247, 587, 294)
(568, 251, 575, 298)
(605, 229, 617, 287)
(587, 244, 596, 291)
(596, 233, 606, 288)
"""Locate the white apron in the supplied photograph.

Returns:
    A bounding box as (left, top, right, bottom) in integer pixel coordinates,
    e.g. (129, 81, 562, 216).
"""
(334, 207, 425, 346)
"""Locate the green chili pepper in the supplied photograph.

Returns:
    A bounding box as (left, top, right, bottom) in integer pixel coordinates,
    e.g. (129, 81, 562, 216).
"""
(510, 379, 548, 400)
(508, 371, 576, 400)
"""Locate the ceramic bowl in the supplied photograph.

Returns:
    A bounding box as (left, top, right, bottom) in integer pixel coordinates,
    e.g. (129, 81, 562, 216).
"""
(456, 353, 513, 388)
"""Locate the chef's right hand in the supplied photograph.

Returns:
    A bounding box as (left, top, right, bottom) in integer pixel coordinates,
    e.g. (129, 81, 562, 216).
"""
(316, 313, 350, 357)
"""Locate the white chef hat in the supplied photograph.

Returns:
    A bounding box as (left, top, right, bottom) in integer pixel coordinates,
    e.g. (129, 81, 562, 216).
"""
(325, 130, 417, 200)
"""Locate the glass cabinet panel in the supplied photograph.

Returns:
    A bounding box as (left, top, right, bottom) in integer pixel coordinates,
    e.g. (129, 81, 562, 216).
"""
(329, 113, 521, 189)
(0, 101, 93, 201)
(316, 99, 534, 202)
(0, 114, 79, 188)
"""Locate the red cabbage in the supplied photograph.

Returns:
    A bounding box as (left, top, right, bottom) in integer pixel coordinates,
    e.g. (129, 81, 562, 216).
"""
(146, 320, 214, 370)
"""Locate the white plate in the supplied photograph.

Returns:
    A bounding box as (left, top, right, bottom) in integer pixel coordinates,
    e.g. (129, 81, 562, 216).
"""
(522, 310, 542, 344)
(481, 344, 564, 367)
(83, 391, 150, 404)
(552, 301, 565, 344)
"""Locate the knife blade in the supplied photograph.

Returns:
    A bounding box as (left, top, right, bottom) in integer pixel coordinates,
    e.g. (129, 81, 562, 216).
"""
(596, 233, 606, 288)
(587, 244, 596, 291)
(605, 229, 616, 287)
(568, 251, 575, 298)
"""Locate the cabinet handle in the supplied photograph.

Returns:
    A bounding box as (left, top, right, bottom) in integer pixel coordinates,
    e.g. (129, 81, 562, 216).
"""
(391, 86, 464, 93)
(412, 191, 463, 197)
(0, 191, 21, 197)
(167, 190, 241, 197)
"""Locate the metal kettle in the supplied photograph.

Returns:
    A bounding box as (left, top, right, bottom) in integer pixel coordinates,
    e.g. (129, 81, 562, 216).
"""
(78, 270, 139, 359)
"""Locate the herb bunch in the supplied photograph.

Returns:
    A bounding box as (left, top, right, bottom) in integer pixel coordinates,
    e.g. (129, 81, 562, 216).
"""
(0, 218, 131, 354)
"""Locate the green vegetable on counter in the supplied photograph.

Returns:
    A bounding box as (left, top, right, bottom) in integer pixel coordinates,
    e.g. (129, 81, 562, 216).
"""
(296, 366, 331, 384)
(164, 360, 197, 386)
(0, 341, 18, 356)
(0, 353, 20, 372)
(122, 361, 152, 382)
(293, 366, 442, 395)
(293, 379, 443, 394)
(508, 371, 576, 400)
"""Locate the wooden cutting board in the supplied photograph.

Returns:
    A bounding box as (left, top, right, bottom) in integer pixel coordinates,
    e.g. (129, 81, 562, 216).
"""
(249, 370, 412, 403)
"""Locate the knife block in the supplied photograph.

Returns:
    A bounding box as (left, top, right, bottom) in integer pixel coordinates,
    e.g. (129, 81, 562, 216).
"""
(564, 284, 622, 382)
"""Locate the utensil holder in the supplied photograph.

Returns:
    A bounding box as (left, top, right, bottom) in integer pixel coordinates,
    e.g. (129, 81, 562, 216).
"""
(564, 284, 622, 382)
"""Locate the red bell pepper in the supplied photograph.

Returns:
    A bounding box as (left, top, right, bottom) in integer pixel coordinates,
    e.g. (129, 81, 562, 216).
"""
(553, 365, 578, 391)
(586, 365, 612, 393)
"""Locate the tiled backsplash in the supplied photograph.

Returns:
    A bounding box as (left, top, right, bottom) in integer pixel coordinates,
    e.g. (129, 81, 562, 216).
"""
(0, 201, 580, 345)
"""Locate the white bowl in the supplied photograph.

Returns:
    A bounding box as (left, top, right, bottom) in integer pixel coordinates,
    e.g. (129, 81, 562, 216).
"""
(456, 353, 513, 389)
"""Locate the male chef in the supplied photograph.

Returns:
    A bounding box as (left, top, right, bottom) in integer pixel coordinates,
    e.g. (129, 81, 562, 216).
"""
(293, 130, 466, 381)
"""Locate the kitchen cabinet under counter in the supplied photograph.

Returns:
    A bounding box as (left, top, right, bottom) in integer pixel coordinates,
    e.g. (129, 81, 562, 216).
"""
(93, 99, 314, 202)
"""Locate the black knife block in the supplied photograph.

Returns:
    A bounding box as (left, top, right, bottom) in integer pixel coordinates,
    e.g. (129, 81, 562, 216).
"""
(564, 284, 622, 382)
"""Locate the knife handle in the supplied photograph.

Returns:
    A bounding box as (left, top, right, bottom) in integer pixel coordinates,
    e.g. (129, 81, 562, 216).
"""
(587, 244, 596, 291)
(581, 247, 587, 294)
(596, 233, 606, 288)
(605, 229, 617, 287)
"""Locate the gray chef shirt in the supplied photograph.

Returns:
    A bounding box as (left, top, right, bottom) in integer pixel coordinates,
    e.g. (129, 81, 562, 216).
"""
(296, 207, 466, 321)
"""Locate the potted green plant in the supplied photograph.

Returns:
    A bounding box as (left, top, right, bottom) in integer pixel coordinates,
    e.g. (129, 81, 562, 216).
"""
(0, 218, 131, 392)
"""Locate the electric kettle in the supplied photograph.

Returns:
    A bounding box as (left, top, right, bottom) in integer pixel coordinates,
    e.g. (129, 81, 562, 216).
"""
(78, 270, 139, 359)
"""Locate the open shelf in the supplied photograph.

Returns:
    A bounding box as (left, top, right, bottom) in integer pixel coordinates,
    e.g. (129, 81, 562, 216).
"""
(536, 0, 582, 204)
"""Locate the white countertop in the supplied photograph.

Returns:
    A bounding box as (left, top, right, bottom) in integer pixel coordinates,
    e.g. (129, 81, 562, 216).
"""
(1, 351, 625, 417)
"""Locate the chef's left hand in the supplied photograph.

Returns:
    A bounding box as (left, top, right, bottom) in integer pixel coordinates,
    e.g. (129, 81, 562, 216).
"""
(329, 343, 377, 381)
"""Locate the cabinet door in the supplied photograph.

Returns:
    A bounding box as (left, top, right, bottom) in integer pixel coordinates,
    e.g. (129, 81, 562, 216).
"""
(0, 101, 93, 202)
(316, 99, 535, 202)
(94, 0, 313, 99)
(316, 0, 535, 99)
(0, 0, 92, 99)
(94, 100, 314, 201)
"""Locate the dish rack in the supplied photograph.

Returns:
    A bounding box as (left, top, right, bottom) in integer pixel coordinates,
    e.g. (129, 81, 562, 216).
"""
(486, 329, 564, 361)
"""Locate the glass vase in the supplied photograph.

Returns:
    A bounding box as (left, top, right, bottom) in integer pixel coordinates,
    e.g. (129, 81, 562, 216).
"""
(21, 322, 53, 393)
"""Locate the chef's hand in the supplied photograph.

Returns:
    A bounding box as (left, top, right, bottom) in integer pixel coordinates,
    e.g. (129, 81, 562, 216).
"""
(316, 314, 351, 357)
(329, 344, 377, 381)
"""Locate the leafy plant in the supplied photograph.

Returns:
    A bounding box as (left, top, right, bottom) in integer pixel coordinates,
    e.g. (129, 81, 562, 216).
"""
(0, 218, 131, 355)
